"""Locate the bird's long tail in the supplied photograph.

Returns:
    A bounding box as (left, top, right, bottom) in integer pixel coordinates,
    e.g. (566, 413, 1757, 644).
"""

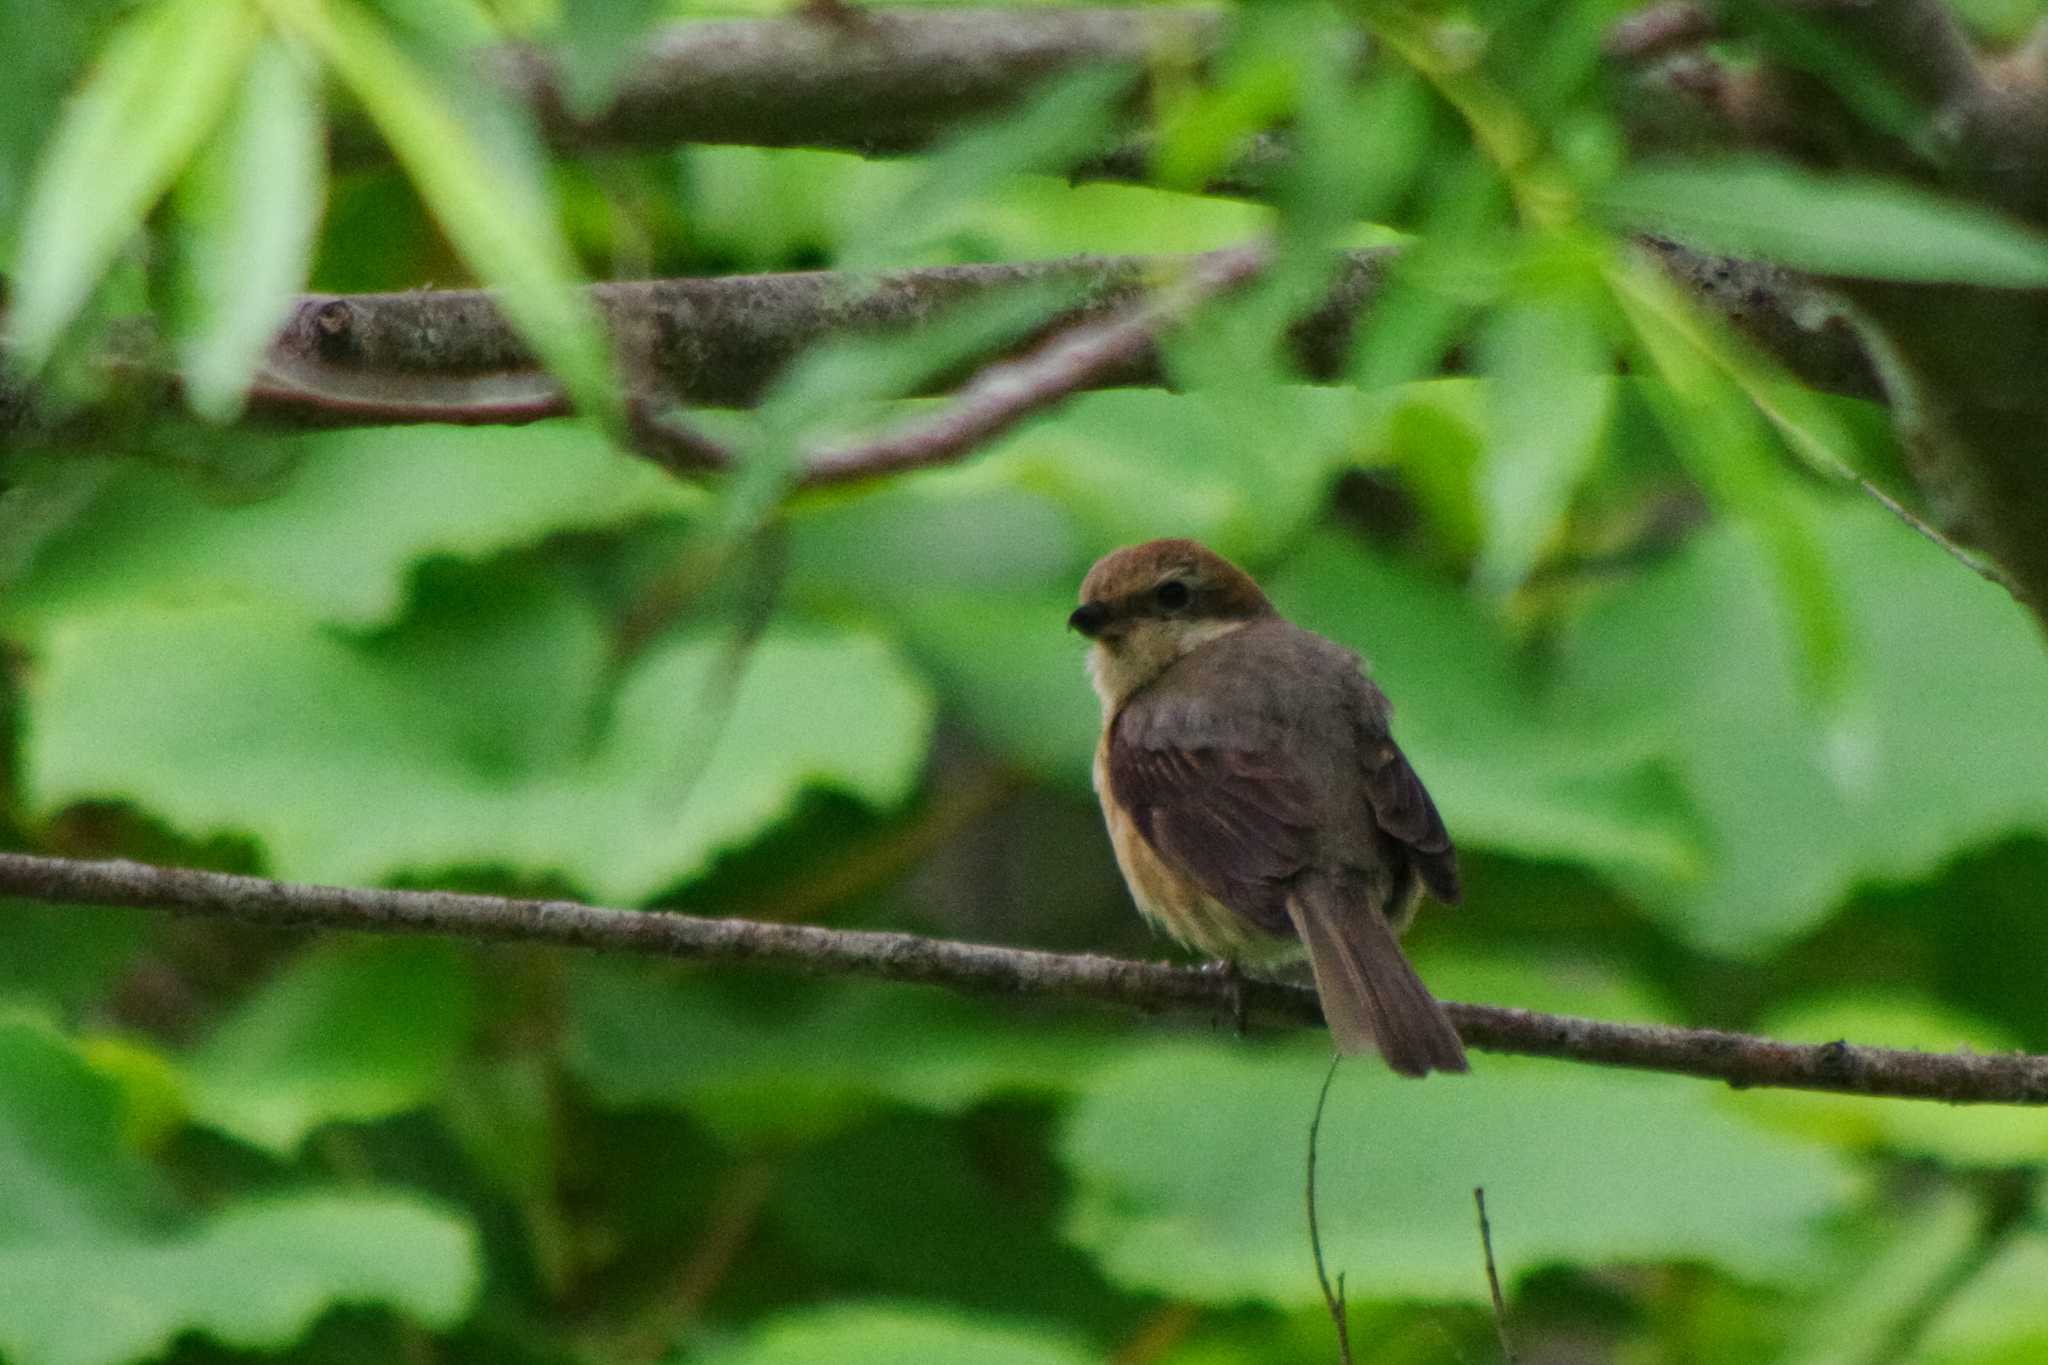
(1286, 876, 1467, 1076)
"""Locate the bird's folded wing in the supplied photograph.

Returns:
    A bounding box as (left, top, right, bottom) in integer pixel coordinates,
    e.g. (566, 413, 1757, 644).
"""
(1353, 701, 1461, 905)
(1106, 707, 1316, 935)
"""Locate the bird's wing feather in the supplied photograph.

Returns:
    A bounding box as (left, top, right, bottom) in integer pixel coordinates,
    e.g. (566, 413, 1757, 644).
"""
(1351, 677, 1461, 904)
(1107, 705, 1314, 936)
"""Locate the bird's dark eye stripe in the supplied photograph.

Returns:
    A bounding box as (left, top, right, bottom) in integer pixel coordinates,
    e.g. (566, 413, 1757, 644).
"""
(1154, 579, 1192, 610)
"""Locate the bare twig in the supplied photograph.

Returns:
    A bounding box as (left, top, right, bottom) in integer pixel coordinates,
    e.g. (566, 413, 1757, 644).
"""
(1474, 1188, 1515, 1364)
(1307, 1056, 1352, 1365)
(6, 852, 2048, 1103)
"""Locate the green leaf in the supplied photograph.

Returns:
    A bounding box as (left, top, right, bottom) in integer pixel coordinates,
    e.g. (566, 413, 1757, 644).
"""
(1607, 253, 1850, 695)
(0, 1194, 478, 1365)
(697, 1303, 1096, 1365)
(1917, 1229, 2048, 1365)
(274, 0, 620, 427)
(1552, 495, 2048, 953)
(772, 1113, 1126, 1332)
(552, 0, 667, 117)
(0, 903, 151, 1017)
(840, 65, 1130, 272)
(567, 967, 1120, 1145)
(170, 38, 326, 421)
(185, 940, 476, 1155)
(0, 1017, 165, 1243)
(7, 0, 259, 369)
(0, 0, 126, 252)
(0, 422, 693, 638)
(1474, 292, 1616, 593)
(0, 455, 118, 593)
(1601, 158, 2048, 287)
(683, 146, 1271, 270)
(1778, 1186, 1984, 1365)
(23, 580, 933, 903)
(0, 1017, 479, 1365)
(1060, 1037, 1851, 1305)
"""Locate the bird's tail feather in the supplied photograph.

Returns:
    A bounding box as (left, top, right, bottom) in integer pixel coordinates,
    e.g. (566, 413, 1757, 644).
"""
(1286, 878, 1467, 1077)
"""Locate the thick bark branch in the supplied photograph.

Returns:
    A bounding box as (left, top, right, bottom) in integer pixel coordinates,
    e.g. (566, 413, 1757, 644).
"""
(7, 851, 2046, 1105)
(245, 247, 1395, 423)
(221, 240, 1865, 420)
(444, 8, 1225, 161)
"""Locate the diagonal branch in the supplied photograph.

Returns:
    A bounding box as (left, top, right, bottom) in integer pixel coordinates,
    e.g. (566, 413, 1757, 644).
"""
(5, 851, 2047, 1105)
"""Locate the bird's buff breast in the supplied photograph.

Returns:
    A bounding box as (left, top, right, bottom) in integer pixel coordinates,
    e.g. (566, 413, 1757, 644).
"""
(1092, 738, 1297, 964)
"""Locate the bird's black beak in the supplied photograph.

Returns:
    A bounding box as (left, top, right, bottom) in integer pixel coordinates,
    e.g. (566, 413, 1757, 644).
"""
(1068, 601, 1110, 638)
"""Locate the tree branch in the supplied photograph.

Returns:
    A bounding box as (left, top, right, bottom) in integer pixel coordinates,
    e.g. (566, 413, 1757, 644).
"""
(6, 851, 2047, 1105)
(445, 7, 1227, 162)
(0, 238, 1855, 447)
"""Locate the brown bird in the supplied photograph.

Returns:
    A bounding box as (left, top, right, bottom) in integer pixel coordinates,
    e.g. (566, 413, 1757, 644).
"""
(1071, 538, 1467, 1076)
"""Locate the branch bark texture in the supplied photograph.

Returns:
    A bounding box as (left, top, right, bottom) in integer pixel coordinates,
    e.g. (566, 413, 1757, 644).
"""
(8, 851, 2047, 1106)
(474, 7, 1225, 160)
(246, 246, 1394, 425)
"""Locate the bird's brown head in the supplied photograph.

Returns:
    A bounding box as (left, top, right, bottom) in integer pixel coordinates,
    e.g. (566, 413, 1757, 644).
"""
(1070, 539, 1275, 709)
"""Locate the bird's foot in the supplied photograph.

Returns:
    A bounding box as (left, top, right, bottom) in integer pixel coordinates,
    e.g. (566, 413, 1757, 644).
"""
(1201, 958, 1249, 1038)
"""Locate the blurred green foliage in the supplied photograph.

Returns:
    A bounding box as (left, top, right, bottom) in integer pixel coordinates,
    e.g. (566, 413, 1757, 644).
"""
(5, 0, 2048, 1362)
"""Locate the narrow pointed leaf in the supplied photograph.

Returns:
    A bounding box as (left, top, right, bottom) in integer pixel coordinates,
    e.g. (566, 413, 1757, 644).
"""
(171, 38, 325, 421)
(9, 0, 258, 369)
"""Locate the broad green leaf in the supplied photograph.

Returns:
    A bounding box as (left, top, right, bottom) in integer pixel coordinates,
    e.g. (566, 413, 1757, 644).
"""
(273, 0, 620, 427)
(1779, 1187, 1984, 1365)
(24, 581, 933, 903)
(1731, 996, 2046, 1165)
(553, 0, 668, 117)
(0, 1018, 479, 1365)
(697, 1303, 1095, 1365)
(1552, 495, 2048, 953)
(773, 1113, 1127, 1331)
(0, 422, 693, 638)
(0, 903, 150, 1016)
(0, 455, 118, 592)
(685, 147, 1272, 270)
(185, 940, 476, 1155)
(1060, 1037, 1851, 1305)
(1474, 292, 1616, 593)
(1608, 253, 1850, 695)
(1151, 4, 1308, 194)
(567, 967, 1120, 1145)
(892, 585, 1102, 787)
(840, 65, 1130, 272)
(1918, 1229, 2048, 1365)
(170, 38, 325, 421)
(1601, 158, 2048, 287)
(0, 1018, 164, 1243)
(0, 1195, 478, 1365)
(991, 388, 1356, 560)
(0, 0, 126, 251)
(7, 0, 259, 368)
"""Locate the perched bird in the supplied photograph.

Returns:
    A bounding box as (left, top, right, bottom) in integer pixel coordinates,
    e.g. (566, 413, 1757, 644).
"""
(1071, 538, 1467, 1076)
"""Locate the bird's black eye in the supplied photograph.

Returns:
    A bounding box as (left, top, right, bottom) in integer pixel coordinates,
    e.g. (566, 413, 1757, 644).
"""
(1154, 579, 1191, 611)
